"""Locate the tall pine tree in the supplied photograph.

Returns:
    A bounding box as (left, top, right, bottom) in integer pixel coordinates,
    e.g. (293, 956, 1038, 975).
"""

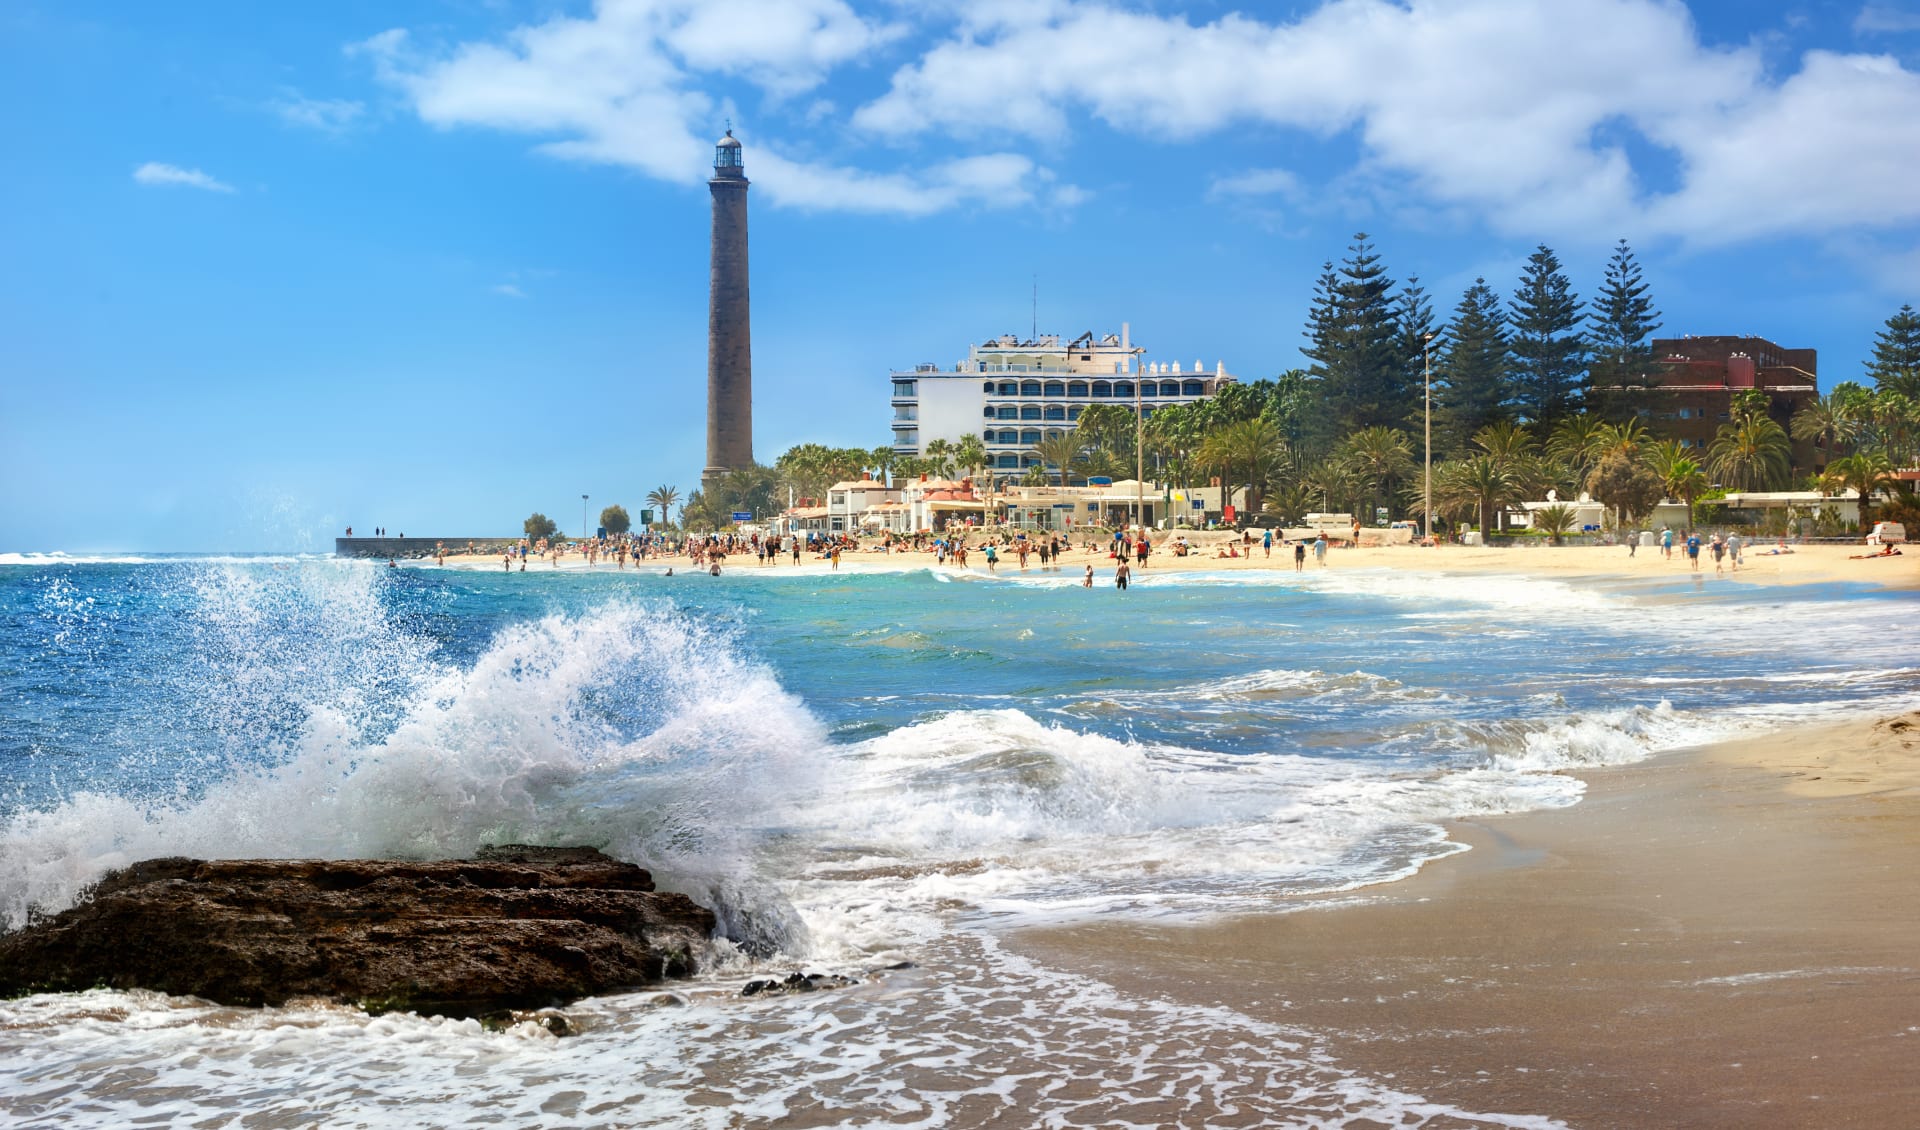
(1300, 234, 1408, 441)
(1586, 238, 1663, 420)
(1508, 244, 1586, 429)
(1865, 303, 1920, 400)
(1436, 278, 1510, 456)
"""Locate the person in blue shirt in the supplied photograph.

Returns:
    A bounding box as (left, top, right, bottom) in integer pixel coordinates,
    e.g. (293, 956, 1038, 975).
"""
(1262, 528, 1273, 558)
(1685, 531, 1701, 571)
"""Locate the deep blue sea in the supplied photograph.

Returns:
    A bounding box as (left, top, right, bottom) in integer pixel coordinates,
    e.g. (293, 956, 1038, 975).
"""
(1, 552, 1915, 1127)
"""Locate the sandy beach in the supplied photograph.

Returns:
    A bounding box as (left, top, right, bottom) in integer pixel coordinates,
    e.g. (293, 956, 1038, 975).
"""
(1012, 711, 1920, 1128)
(442, 538, 1919, 591)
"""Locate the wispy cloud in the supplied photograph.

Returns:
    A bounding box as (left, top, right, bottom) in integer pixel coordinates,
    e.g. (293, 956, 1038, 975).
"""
(1207, 168, 1302, 201)
(491, 283, 528, 298)
(1855, 4, 1920, 34)
(132, 162, 235, 193)
(271, 92, 365, 133)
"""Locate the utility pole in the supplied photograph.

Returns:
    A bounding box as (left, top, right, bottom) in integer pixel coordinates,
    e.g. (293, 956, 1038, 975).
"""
(582, 494, 590, 539)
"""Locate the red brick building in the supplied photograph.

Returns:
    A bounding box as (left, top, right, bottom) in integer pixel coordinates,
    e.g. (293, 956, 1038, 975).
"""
(1625, 336, 1820, 477)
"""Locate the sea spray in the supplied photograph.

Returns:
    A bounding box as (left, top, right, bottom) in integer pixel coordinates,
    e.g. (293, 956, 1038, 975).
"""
(0, 560, 827, 938)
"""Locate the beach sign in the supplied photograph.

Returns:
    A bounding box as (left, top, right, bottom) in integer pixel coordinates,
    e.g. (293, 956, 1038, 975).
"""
(731, 511, 753, 521)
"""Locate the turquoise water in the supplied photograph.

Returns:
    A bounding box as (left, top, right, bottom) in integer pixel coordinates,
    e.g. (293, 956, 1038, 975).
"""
(1, 554, 1914, 1127)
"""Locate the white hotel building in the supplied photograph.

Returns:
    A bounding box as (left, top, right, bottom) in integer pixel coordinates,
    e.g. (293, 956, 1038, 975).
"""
(890, 324, 1237, 474)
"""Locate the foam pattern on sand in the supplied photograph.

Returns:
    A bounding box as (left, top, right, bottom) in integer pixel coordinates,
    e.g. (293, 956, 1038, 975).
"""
(0, 934, 1567, 1130)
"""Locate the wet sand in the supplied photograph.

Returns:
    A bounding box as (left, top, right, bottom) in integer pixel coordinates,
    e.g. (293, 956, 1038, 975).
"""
(1011, 713, 1920, 1128)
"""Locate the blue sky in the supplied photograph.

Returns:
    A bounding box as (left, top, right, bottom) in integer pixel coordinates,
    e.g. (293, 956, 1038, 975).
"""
(4, 0, 1919, 551)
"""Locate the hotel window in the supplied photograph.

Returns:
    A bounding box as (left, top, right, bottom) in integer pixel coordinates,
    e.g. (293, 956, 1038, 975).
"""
(1092, 381, 1111, 398)
(997, 406, 1017, 419)
(998, 382, 1017, 395)
(1183, 381, 1203, 396)
(1140, 382, 1157, 398)
(982, 381, 994, 393)
(1067, 406, 1084, 419)
(1115, 382, 1134, 397)
(996, 454, 1019, 469)
(1020, 429, 1041, 444)
(983, 406, 996, 418)
(1068, 382, 1088, 397)
(1020, 405, 1042, 420)
(1043, 381, 1065, 398)
(1161, 381, 1180, 397)
(1043, 405, 1065, 420)
(1020, 381, 1042, 397)
(893, 380, 917, 397)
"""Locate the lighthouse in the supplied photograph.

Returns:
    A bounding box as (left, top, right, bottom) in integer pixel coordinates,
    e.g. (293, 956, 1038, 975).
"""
(704, 129, 753, 486)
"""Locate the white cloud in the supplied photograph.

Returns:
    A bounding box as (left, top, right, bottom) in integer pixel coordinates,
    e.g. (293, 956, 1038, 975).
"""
(271, 92, 365, 133)
(1855, 4, 1920, 34)
(491, 283, 529, 298)
(132, 162, 235, 193)
(357, 0, 1052, 217)
(856, 0, 1920, 246)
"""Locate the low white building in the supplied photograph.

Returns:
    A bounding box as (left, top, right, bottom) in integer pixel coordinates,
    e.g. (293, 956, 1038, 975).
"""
(890, 323, 1237, 477)
(825, 477, 901, 534)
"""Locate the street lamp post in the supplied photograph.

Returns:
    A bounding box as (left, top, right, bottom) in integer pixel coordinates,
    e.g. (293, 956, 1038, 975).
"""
(582, 494, 590, 540)
(1423, 334, 1434, 541)
(1134, 354, 1145, 530)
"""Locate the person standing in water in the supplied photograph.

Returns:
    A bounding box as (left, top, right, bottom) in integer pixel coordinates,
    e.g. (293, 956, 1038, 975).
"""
(1115, 559, 1130, 590)
(1083, 563, 1094, 588)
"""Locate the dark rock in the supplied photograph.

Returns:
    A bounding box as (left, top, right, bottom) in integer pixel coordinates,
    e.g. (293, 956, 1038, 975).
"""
(739, 970, 858, 998)
(0, 846, 714, 1019)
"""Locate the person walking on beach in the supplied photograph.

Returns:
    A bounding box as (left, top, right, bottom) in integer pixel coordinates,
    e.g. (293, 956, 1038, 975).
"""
(1661, 527, 1674, 559)
(1711, 534, 1726, 573)
(1262, 528, 1272, 558)
(1135, 534, 1150, 568)
(1727, 532, 1743, 569)
(1627, 530, 1638, 557)
(1685, 531, 1701, 571)
(1115, 560, 1130, 590)
(1294, 541, 1306, 571)
(1313, 533, 1328, 567)
(984, 544, 998, 573)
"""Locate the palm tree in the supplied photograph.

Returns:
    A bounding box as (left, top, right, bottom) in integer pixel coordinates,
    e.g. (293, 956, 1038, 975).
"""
(923, 438, 956, 480)
(1338, 426, 1415, 522)
(1199, 417, 1286, 518)
(1789, 394, 1856, 467)
(1435, 454, 1520, 536)
(1646, 441, 1709, 512)
(868, 446, 899, 488)
(1547, 415, 1608, 485)
(954, 434, 989, 484)
(1031, 431, 1085, 489)
(1708, 414, 1792, 492)
(1533, 502, 1577, 545)
(645, 484, 680, 529)
(1594, 418, 1649, 462)
(1822, 452, 1896, 529)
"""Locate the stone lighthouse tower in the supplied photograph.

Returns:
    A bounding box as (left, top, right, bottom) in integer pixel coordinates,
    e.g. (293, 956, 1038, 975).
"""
(704, 128, 753, 486)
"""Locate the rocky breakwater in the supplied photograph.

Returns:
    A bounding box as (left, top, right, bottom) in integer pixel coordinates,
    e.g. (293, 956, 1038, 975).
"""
(0, 845, 715, 1019)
